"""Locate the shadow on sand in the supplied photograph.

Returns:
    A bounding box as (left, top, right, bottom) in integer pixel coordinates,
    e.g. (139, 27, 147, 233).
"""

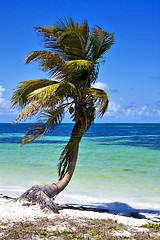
(1, 194, 159, 220)
(59, 201, 160, 219)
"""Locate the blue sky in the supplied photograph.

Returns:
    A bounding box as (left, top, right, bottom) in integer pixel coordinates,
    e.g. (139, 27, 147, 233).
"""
(0, 0, 159, 123)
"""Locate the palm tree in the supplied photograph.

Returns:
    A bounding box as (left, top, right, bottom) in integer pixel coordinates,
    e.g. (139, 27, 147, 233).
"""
(11, 17, 115, 212)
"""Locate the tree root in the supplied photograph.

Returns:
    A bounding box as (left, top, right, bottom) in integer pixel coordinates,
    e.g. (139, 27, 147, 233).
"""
(16, 184, 59, 213)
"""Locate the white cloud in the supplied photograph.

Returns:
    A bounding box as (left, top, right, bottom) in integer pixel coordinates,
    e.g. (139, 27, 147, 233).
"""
(105, 101, 160, 119)
(141, 106, 147, 111)
(0, 85, 19, 117)
(105, 102, 123, 117)
(92, 82, 110, 90)
(0, 85, 5, 98)
(0, 85, 7, 108)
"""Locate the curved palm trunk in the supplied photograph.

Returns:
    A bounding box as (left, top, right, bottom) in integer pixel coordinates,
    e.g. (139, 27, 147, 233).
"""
(17, 123, 81, 213)
(55, 145, 79, 193)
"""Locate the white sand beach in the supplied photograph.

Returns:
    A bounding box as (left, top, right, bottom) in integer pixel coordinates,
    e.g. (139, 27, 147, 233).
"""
(0, 194, 158, 225)
(0, 194, 160, 239)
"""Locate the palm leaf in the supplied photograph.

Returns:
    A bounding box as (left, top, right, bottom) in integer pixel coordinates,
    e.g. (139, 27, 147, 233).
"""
(11, 79, 58, 108)
(65, 59, 93, 71)
(27, 83, 60, 100)
(25, 51, 68, 76)
(13, 100, 42, 123)
(53, 81, 79, 102)
(21, 104, 69, 146)
(21, 125, 47, 146)
(52, 18, 90, 59)
(91, 26, 115, 62)
(85, 87, 109, 117)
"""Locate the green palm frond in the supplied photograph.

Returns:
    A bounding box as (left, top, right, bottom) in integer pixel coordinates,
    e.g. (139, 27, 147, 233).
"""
(34, 26, 67, 60)
(85, 87, 109, 117)
(55, 17, 77, 31)
(13, 100, 43, 123)
(35, 26, 55, 37)
(79, 21, 89, 48)
(27, 83, 60, 101)
(36, 17, 90, 60)
(21, 103, 69, 146)
(13, 80, 78, 125)
(21, 126, 46, 146)
(11, 79, 58, 108)
(39, 104, 67, 126)
(65, 59, 93, 71)
(25, 51, 68, 75)
(55, 81, 78, 98)
(91, 26, 115, 62)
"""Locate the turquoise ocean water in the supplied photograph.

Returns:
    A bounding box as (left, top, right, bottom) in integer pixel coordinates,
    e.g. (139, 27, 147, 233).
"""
(0, 123, 160, 213)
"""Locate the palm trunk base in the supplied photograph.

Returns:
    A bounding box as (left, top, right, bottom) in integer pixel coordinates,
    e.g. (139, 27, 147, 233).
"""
(17, 184, 59, 213)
